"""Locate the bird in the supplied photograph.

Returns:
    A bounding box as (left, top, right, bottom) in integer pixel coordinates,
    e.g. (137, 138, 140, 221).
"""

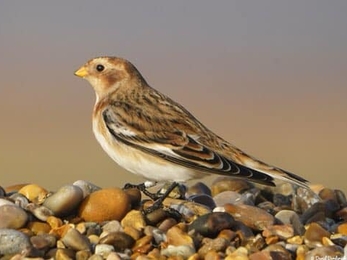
(74, 56, 310, 195)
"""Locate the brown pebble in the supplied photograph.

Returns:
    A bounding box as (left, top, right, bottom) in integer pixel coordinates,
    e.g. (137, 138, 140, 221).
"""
(204, 250, 220, 260)
(124, 188, 141, 206)
(188, 212, 235, 238)
(123, 226, 142, 240)
(167, 225, 194, 247)
(304, 222, 331, 248)
(249, 251, 271, 260)
(211, 177, 252, 196)
(54, 248, 76, 260)
(337, 222, 347, 235)
(99, 231, 135, 251)
(224, 203, 274, 230)
(76, 250, 92, 260)
(225, 247, 249, 260)
(262, 224, 294, 240)
(121, 210, 146, 231)
(132, 235, 153, 254)
(27, 221, 51, 234)
(79, 188, 130, 222)
(0, 204, 28, 229)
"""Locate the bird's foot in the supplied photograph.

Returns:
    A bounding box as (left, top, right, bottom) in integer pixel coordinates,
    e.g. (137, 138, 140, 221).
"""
(123, 181, 159, 200)
(124, 182, 182, 220)
(141, 182, 179, 213)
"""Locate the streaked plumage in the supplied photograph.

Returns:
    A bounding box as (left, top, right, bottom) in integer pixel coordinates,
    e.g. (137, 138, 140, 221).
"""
(74, 56, 309, 188)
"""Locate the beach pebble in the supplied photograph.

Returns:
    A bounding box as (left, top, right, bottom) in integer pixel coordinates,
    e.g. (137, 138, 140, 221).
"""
(99, 231, 135, 251)
(73, 180, 101, 198)
(224, 203, 274, 230)
(78, 188, 130, 222)
(18, 184, 48, 204)
(166, 225, 194, 247)
(0, 229, 32, 256)
(0, 204, 28, 229)
(43, 184, 84, 217)
(61, 227, 91, 251)
(188, 212, 235, 237)
(304, 222, 331, 248)
(211, 177, 252, 196)
(121, 210, 146, 231)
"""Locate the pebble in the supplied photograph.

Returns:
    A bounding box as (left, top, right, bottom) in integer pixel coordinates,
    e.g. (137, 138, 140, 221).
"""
(78, 188, 130, 222)
(186, 182, 212, 197)
(0, 204, 28, 229)
(73, 180, 101, 198)
(99, 231, 135, 251)
(262, 224, 294, 240)
(121, 209, 146, 231)
(0, 229, 32, 256)
(213, 191, 242, 207)
(275, 209, 305, 235)
(61, 227, 91, 251)
(166, 225, 194, 247)
(337, 222, 347, 235)
(188, 212, 235, 237)
(161, 245, 196, 258)
(0, 179, 346, 259)
(94, 244, 115, 258)
(304, 222, 331, 248)
(224, 203, 274, 230)
(18, 184, 48, 204)
(43, 184, 84, 217)
(211, 177, 253, 196)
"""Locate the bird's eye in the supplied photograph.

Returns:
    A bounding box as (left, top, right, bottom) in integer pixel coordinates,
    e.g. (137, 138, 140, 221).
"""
(96, 64, 105, 72)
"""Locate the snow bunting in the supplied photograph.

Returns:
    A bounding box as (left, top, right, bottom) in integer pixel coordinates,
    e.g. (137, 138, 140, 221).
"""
(74, 56, 309, 189)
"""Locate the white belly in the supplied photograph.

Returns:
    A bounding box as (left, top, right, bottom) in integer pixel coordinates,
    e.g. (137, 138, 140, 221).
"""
(93, 122, 205, 182)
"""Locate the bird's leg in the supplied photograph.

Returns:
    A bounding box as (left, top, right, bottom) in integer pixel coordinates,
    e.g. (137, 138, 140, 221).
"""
(143, 182, 179, 213)
(123, 181, 159, 200)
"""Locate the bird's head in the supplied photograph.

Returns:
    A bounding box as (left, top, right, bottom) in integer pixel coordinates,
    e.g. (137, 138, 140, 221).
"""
(74, 56, 146, 100)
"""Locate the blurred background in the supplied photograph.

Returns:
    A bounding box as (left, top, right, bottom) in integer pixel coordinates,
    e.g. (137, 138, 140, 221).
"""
(1, 1, 346, 191)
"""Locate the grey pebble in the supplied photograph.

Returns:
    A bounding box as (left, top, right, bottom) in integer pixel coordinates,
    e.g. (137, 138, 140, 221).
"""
(61, 228, 91, 251)
(0, 229, 32, 256)
(43, 184, 84, 217)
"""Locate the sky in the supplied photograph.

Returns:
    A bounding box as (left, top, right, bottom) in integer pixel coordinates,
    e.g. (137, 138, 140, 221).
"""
(1, 1, 346, 191)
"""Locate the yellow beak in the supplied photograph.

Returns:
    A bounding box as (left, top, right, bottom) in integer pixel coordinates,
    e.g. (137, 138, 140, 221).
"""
(74, 66, 88, 78)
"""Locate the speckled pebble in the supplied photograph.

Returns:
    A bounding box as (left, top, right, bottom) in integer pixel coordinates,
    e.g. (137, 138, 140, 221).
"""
(94, 244, 115, 258)
(161, 245, 196, 258)
(0, 229, 32, 256)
